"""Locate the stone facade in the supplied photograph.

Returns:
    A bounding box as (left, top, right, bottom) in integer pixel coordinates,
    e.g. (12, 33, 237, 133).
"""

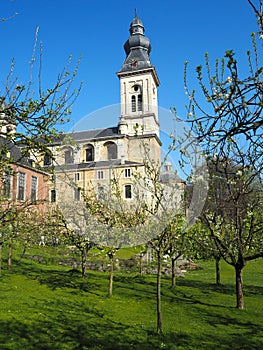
(41, 15, 184, 207)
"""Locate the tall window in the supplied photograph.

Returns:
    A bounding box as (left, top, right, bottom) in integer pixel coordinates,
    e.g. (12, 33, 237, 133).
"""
(131, 85, 143, 112)
(124, 184, 132, 199)
(74, 187, 81, 201)
(64, 148, 73, 164)
(138, 94, 142, 111)
(3, 171, 12, 198)
(31, 176, 38, 203)
(50, 189, 56, 203)
(17, 172, 26, 201)
(131, 95, 136, 112)
(105, 142, 117, 160)
(85, 144, 94, 161)
(97, 186, 104, 200)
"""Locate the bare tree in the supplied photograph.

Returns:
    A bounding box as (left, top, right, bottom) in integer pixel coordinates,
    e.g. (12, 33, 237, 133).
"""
(0, 27, 81, 173)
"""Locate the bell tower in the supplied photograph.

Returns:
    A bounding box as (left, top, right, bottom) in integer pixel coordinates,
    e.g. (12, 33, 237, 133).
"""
(117, 15, 160, 137)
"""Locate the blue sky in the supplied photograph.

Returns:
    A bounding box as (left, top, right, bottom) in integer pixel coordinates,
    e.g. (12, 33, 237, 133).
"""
(1, 0, 260, 175)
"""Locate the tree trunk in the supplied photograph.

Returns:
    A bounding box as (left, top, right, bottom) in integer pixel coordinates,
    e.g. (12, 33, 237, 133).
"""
(81, 248, 87, 278)
(18, 241, 28, 264)
(0, 244, 2, 277)
(215, 256, 221, 285)
(140, 254, 143, 275)
(108, 253, 114, 297)
(8, 243, 13, 271)
(156, 252, 163, 334)
(171, 257, 176, 287)
(235, 265, 244, 309)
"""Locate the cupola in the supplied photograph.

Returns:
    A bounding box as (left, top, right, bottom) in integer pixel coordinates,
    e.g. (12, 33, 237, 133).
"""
(120, 15, 152, 72)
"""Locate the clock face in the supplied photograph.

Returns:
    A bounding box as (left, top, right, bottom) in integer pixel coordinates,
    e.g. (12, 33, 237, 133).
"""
(130, 58, 137, 68)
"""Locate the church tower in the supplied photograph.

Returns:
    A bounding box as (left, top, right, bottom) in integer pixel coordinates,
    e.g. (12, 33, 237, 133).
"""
(117, 14, 160, 137)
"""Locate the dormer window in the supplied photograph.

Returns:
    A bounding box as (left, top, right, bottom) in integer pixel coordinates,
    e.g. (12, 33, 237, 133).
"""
(44, 154, 52, 166)
(64, 148, 73, 164)
(104, 141, 117, 160)
(85, 144, 94, 162)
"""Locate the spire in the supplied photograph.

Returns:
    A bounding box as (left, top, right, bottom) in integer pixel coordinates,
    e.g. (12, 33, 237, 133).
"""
(120, 14, 152, 72)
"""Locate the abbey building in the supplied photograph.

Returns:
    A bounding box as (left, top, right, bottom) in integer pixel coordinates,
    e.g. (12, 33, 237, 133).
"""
(43, 15, 183, 204)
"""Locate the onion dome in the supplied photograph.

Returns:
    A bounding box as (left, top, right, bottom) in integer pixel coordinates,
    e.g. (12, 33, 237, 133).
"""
(120, 15, 152, 72)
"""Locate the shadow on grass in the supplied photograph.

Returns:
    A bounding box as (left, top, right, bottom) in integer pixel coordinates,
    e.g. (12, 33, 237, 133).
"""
(174, 277, 263, 297)
(2, 263, 263, 349)
(37, 269, 101, 293)
(0, 316, 262, 350)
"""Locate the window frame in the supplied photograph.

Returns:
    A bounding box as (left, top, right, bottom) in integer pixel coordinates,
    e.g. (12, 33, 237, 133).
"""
(17, 172, 26, 201)
(31, 175, 38, 203)
(43, 154, 52, 166)
(74, 187, 81, 201)
(124, 184, 132, 199)
(124, 168, 131, 178)
(131, 85, 143, 113)
(105, 142, 117, 160)
(97, 170, 104, 180)
(64, 148, 74, 164)
(3, 171, 12, 199)
(50, 189, 56, 203)
(85, 144, 94, 162)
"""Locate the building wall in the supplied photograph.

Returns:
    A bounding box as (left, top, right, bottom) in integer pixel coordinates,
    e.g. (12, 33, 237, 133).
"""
(1, 163, 49, 211)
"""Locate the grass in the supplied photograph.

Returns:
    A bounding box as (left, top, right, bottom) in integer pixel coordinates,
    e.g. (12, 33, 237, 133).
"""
(0, 246, 262, 350)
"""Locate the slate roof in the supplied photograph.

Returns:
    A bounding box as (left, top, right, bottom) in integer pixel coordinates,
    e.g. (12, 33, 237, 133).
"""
(120, 16, 152, 73)
(50, 127, 121, 145)
(69, 127, 120, 142)
(0, 137, 24, 163)
(54, 159, 143, 172)
(0, 136, 48, 174)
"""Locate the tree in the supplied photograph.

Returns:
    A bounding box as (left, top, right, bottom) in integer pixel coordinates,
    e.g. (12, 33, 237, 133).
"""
(82, 178, 146, 296)
(0, 201, 30, 271)
(56, 204, 96, 279)
(0, 27, 81, 173)
(132, 141, 186, 333)
(0, 22, 81, 258)
(164, 216, 188, 288)
(187, 220, 223, 285)
(204, 157, 262, 308)
(180, 1, 263, 173)
(175, 0, 263, 309)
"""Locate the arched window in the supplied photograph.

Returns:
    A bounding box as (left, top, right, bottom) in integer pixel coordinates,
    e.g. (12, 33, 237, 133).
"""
(138, 94, 142, 111)
(63, 147, 73, 164)
(43, 154, 52, 166)
(85, 144, 94, 162)
(104, 141, 117, 160)
(131, 95, 136, 112)
(130, 85, 143, 113)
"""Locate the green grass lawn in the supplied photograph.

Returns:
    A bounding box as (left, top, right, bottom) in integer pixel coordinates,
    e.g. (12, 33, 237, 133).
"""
(0, 247, 262, 350)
